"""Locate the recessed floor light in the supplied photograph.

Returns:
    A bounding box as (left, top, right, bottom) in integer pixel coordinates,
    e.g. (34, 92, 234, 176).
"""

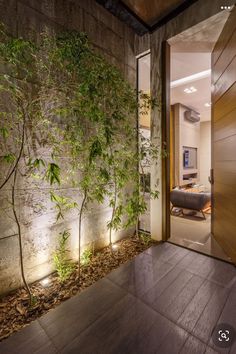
(41, 277, 50, 287)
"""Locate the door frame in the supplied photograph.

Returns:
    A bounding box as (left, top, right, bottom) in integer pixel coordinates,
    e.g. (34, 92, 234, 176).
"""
(161, 40, 171, 241)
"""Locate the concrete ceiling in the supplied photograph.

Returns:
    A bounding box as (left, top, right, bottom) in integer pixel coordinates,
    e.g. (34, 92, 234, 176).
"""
(169, 10, 230, 52)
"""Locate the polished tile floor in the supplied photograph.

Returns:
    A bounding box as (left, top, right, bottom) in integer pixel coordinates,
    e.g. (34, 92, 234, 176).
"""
(139, 193, 230, 262)
(170, 214, 231, 262)
(1, 243, 236, 354)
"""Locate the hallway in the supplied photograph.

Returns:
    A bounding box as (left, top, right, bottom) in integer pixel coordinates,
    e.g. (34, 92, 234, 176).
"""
(0, 243, 236, 354)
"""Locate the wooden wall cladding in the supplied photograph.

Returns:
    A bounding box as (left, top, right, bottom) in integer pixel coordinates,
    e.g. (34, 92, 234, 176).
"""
(122, 0, 184, 26)
(212, 7, 236, 263)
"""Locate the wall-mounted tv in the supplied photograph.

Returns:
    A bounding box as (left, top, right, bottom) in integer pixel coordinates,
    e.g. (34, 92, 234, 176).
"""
(183, 146, 197, 169)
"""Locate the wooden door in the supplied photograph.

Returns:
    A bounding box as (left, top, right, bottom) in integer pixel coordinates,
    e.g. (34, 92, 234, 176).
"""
(212, 6, 236, 263)
(162, 41, 171, 241)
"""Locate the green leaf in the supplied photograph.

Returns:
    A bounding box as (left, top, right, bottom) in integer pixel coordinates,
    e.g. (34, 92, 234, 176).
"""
(89, 139, 102, 163)
(0, 127, 9, 139)
(3, 153, 15, 163)
(45, 163, 61, 185)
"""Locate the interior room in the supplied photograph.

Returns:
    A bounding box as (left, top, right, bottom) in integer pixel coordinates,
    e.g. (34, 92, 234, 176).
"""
(168, 13, 231, 261)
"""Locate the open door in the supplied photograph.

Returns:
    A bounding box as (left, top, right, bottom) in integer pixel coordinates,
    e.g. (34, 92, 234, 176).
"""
(212, 6, 236, 263)
(162, 41, 171, 241)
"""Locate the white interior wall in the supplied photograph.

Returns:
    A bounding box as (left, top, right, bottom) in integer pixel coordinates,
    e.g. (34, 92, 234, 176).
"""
(199, 121, 211, 190)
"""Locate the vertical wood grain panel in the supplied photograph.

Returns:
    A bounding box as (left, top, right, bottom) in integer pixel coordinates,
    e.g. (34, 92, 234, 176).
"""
(212, 7, 236, 264)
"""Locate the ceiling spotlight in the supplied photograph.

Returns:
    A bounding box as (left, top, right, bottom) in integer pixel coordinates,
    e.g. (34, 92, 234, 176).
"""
(184, 86, 197, 94)
(204, 102, 212, 107)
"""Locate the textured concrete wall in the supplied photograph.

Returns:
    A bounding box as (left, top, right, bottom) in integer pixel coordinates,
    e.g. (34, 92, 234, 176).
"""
(150, 0, 235, 241)
(0, 0, 137, 295)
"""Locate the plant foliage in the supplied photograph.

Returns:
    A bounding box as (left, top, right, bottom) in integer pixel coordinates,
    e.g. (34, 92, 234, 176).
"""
(53, 230, 75, 282)
(0, 24, 161, 299)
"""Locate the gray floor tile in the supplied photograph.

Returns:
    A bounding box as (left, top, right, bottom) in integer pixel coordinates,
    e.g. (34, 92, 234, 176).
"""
(61, 294, 159, 354)
(208, 286, 236, 354)
(204, 347, 219, 354)
(144, 242, 182, 263)
(177, 251, 214, 278)
(39, 278, 126, 350)
(178, 279, 220, 332)
(207, 260, 236, 287)
(192, 285, 230, 344)
(166, 246, 190, 265)
(0, 320, 56, 354)
(157, 324, 189, 354)
(141, 264, 183, 305)
(1, 244, 235, 354)
(164, 274, 205, 322)
(134, 314, 184, 354)
(107, 252, 174, 297)
(180, 335, 206, 354)
(143, 268, 193, 314)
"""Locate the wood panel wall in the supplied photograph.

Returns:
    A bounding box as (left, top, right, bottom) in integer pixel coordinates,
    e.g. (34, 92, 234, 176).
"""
(212, 7, 236, 263)
(123, 0, 184, 26)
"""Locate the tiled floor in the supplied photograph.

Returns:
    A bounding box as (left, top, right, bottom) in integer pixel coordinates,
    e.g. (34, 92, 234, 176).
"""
(1, 243, 236, 354)
(139, 193, 230, 262)
(170, 214, 231, 262)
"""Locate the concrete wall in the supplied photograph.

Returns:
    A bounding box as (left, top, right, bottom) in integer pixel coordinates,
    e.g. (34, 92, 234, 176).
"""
(0, 0, 138, 295)
(150, 0, 234, 241)
(200, 121, 211, 190)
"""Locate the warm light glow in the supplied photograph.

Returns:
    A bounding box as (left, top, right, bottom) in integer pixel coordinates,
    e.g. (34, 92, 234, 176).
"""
(221, 6, 233, 10)
(184, 86, 197, 94)
(112, 244, 118, 250)
(41, 277, 50, 286)
(204, 102, 212, 107)
(171, 70, 211, 88)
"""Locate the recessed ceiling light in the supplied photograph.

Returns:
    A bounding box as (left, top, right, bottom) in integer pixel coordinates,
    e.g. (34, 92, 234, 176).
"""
(204, 102, 212, 107)
(184, 86, 197, 94)
(171, 70, 211, 88)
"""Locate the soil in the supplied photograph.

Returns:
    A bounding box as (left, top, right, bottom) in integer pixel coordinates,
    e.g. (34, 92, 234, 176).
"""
(0, 237, 158, 342)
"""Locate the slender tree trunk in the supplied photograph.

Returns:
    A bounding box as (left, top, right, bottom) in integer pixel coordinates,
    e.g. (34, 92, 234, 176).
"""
(8, 113, 33, 305)
(109, 178, 117, 250)
(12, 168, 33, 305)
(78, 189, 87, 278)
(136, 163, 146, 239)
(135, 219, 139, 239)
